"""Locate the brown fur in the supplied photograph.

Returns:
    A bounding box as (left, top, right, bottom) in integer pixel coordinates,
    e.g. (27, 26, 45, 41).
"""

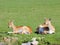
(8, 21, 32, 34)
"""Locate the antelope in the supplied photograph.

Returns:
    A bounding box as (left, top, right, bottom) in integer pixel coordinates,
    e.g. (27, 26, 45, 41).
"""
(44, 18, 55, 34)
(36, 18, 55, 34)
(8, 20, 32, 34)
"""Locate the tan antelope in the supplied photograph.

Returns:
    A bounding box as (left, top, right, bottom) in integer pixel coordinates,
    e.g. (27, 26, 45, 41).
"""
(8, 20, 32, 34)
(44, 18, 55, 34)
(36, 18, 55, 34)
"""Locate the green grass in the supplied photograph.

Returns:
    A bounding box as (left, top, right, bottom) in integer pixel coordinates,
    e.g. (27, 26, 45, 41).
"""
(0, 0, 60, 45)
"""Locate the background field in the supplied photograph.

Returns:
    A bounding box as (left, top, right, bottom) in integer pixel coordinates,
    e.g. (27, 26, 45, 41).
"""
(0, 0, 60, 45)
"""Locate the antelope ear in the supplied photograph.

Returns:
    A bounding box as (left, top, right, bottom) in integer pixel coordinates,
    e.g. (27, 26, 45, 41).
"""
(10, 20, 12, 22)
(9, 20, 13, 23)
(49, 18, 51, 21)
(44, 17, 47, 20)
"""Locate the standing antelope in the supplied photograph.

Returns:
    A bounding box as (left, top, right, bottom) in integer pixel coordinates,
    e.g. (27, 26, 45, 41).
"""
(8, 20, 32, 34)
(45, 18, 55, 34)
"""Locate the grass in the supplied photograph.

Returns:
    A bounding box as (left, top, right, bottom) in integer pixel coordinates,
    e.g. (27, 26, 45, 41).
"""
(0, 0, 60, 45)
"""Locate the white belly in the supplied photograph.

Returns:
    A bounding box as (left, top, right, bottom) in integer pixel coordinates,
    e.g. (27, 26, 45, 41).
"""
(48, 30, 54, 34)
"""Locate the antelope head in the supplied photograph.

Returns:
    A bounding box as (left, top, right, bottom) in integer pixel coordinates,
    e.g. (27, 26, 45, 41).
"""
(44, 18, 51, 25)
(8, 20, 14, 28)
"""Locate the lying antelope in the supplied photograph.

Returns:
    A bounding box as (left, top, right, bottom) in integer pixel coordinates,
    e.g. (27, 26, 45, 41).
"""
(8, 21, 32, 34)
(36, 18, 55, 34)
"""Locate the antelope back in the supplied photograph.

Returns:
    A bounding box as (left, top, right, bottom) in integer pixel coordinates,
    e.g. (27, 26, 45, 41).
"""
(22, 26, 32, 34)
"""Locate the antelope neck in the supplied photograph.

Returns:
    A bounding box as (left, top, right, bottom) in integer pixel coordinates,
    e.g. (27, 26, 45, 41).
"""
(11, 23, 16, 31)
